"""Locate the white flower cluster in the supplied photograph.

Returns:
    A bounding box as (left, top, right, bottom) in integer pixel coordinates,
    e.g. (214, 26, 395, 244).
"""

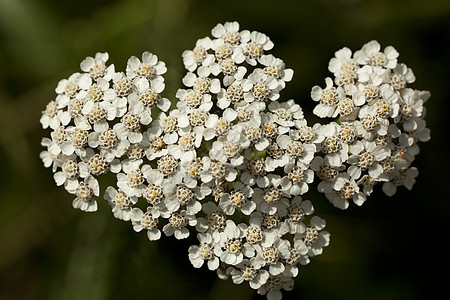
(310, 40, 430, 210)
(39, 22, 430, 300)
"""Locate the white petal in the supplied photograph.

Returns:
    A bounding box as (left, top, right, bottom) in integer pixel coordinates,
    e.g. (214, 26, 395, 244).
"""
(60, 141, 74, 155)
(210, 79, 221, 93)
(276, 135, 291, 149)
(53, 172, 66, 186)
(152, 79, 165, 94)
(128, 131, 143, 144)
(269, 261, 285, 276)
(207, 257, 220, 270)
(174, 227, 190, 239)
(157, 98, 171, 112)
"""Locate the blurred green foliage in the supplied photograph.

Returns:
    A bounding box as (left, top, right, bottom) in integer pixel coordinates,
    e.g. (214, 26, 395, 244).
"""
(1, 0, 449, 299)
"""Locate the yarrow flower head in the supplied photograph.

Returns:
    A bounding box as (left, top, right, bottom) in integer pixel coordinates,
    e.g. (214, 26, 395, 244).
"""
(311, 39, 430, 209)
(40, 22, 430, 300)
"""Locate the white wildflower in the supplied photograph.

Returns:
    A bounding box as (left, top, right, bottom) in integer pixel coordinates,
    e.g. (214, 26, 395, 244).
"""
(257, 274, 294, 300)
(390, 63, 415, 90)
(230, 259, 269, 290)
(242, 68, 281, 102)
(87, 124, 130, 162)
(284, 197, 314, 234)
(162, 210, 197, 239)
(130, 206, 161, 241)
(188, 232, 220, 270)
(219, 181, 256, 216)
(214, 220, 253, 265)
(326, 173, 366, 209)
(328, 47, 359, 76)
(259, 54, 294, 85)
(297, 216, 330, 258)
(80, 52, 114, 80)
(241, 30, 274, 65)
(311, 77, 345, 118)
(72, 176, 99, 212)
(347, 140, 391, 180)
(182, 37, 215, 72)
(354, 40, 399, 69)
(116, 161, 151, 197)
(382, 166, 419, 197)
(104, 186, 138, 221)
(126, 51, 167, 81)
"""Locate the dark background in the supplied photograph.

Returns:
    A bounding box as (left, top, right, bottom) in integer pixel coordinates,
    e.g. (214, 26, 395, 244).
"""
(1, 0, 449, 299)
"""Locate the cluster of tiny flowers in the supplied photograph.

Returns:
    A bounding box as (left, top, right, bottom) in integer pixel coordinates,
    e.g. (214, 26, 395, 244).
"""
(40, 51, 170, 213)
(310, 40, 430, 210)
(40, 22, 430, 300)
(179, 22, 329, 299)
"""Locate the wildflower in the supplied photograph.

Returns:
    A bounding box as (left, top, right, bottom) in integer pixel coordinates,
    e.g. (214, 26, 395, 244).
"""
(219, 181, 256, 216)
(188, 232, 220, 270)
(182, 37, 215, 72)
(253, 237, 290, 276)
(296, 216, 330, 258)
(230, 259, 270, 289)
(104, 186, 138, 221)
(257, 274, 294, 300)
(354, 40, 399, 69)
(163, 210, 197, 239)
(241, 30, 274, 65)
(215, 220, 254, 265)
(382, 167, 419, 197)
(80, 52, 114, 80)
(279, 161, 315, 196)
(311, 77, 345, 118)
(72, 176, 99, 212)
(328, 47, 358, 76)
(243, 68, 281, 102)
(130, 206, 161, 241)
(390, 63, 415, 90)
(87, 124, 130, 162)
(126, 51, 167, 81)
(182, 69, 221, 94)
(347, 140, 391, 180)
(284, 196, 314, 234)
(116, 162, 151, 197)
(326, 173, 366, 209)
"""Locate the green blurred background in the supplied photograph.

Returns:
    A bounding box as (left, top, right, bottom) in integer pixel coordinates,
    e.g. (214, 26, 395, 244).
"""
(1, 0, 449, 299)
